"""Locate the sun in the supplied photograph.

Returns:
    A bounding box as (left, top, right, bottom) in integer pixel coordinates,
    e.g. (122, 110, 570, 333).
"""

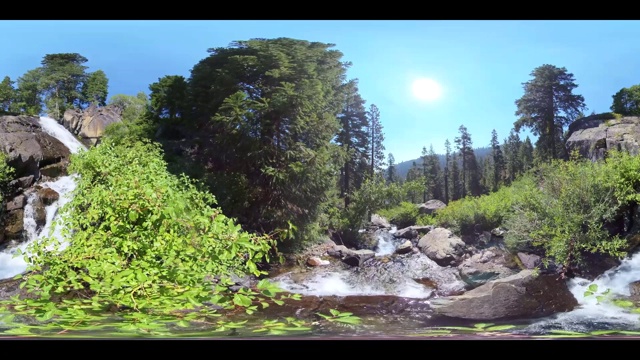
(411, 78, 442, 101)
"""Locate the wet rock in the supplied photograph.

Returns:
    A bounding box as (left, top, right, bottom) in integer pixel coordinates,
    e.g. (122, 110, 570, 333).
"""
(307, 256, 330, 267)
(31, 197, 47, 230)
(342, 250, 375, 267)
(37, 187, 60, 206)
(395, 240, 413, 254)
(327, 245, 353, 258)
(430, 270, 578, 320)
(517, 252, 542, 270)
(5, 195, 26, 211)
(629, 280, 640, 298)
(4, 209, 24, 241)
(370, 214, 391, 229)
(418, 199, 446, 215)
(571, 251, 621, 280)
(39, 162, 67, 179)
(458, 248, 517, 288)
(6, 175, 34, 197)
(418, 227, 466, 266)
(394, 225, 433, 239)
(0, 275, 37, 301)
(258, 295, 432, 319)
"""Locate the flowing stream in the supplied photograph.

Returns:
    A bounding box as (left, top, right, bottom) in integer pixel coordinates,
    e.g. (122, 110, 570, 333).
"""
(0, 117, 86, 280)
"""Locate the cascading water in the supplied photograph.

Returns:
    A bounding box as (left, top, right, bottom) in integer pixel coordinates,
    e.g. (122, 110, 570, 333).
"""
(0, 117, 86, 280)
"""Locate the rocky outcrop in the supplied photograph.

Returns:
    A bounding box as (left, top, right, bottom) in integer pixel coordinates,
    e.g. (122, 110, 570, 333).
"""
(418, 199, 446, 215)
(1, 116, 70, 245)
(566, 114, 640, 161)
(0, 116, 70, 181)
(417, 227, 466, 266)
(62, 104, 122, 146)
(430, 270, 578, 320)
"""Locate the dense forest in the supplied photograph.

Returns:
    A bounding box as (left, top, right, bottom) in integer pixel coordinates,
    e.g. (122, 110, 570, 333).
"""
(3, 37, 640, 333)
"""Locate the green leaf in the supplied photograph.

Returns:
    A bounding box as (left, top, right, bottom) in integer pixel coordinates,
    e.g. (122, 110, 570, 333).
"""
(128, 211, 138, 222)
(486, 325, 516, 331)
(233, 294, 253, 307)
(329, 309, 340, 316)
(588, 284, 598, 292)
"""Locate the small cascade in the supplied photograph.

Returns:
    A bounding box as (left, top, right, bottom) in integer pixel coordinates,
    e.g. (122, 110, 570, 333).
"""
(374, 226, 398, 256)
(0, 117, 86, 280)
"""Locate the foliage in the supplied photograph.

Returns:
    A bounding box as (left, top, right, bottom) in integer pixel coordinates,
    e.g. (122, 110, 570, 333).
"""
(316, 309, 361, 325)
(1, 137, 294, 328)
(378, 202, 419, 228)
(104, 92, 155, 145)
(0, 76, 16, 111)
(611, 85, 640, 116)
(431, 176, 534, 235)
(39, 53, 89, 119)
(367, 104, 385, 177)
(149, 75, 188, 121)
(186, 38, 350, 246)
(504, 157, 627, 268)
(0, 151, 15, 204)
(81, 70, 109, 106)
(514, 64, 586, 162)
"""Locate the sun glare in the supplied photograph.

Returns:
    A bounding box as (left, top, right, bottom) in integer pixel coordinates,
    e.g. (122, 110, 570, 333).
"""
(411, 78, 442, 101)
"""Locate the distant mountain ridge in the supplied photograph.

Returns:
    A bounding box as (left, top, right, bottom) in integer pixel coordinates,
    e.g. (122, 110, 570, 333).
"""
(395, 147, 492, 180)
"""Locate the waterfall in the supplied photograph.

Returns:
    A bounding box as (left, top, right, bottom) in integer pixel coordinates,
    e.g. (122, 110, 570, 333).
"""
(0, 117, 86, 280)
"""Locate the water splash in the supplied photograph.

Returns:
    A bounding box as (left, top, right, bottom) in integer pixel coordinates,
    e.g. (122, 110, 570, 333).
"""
(38, 117, 86, 154)
(375, 226, 398, 256)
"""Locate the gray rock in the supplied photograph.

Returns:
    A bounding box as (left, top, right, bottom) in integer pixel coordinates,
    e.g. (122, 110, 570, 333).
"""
(418, 199, 446, 215)
(430, 270, 578, 320)
(370, 214, 391, 228)
(458, 248, 517, 288)
(394, 225, 433, 239)
(62, 104, 123, 145)
(5, 195, 26, 211)
(342, 249, 375, 267)
(418, 227, 466, 266)
(395, 240, 413, 254)
(517, 252, 542, 269)
(566, 115, 640, 161)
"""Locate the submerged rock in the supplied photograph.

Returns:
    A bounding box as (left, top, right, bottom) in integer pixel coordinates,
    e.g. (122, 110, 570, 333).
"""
(458, 248, 517, 288)
(430, 270, 578, 320)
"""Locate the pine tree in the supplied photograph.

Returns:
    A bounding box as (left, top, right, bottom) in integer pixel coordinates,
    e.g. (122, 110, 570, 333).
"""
(490, 129, 505, 191)
(367, 104, 385, 177)
(454, 125, 474, 198)
(451, 152, 461, 201)
(81, 70, 109, 107)
(386, 153, 398, 183)
(0, 76, 15, 112)
(336, 80, 369, 208)
(515, 64, 586, 162)
(444, 139, 451, 203)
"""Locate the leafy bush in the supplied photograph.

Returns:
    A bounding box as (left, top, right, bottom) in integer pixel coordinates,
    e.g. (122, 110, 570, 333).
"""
(378, 202, 419, 228)
(504, 158, 627, 268)
(431, 177, 536, 235)
(0, 151, 14, 204)
(10, 137, 290, 320)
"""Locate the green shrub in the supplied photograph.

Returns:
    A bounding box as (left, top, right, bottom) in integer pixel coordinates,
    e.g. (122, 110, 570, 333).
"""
(504, 158, 627, 268)
(12, 137, 288, 318)
(0, 152, 14, 204)
(378, 202, 419, 228)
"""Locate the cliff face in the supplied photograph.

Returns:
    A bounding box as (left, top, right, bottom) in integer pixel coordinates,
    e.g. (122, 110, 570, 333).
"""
(566, 114, 640, 161)
(61, 104, 123, 146)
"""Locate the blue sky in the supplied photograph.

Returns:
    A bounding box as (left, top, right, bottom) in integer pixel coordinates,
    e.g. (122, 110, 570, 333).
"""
(1, 20, 640, 163)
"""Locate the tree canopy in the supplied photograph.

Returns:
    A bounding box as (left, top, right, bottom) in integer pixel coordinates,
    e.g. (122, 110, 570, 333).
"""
(514, 64, 586, 161)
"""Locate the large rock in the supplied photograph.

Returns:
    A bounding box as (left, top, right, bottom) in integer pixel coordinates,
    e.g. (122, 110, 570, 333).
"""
(417, 227, 466, 266)
(62, 104, 122, 145)
(394, 225, 433, 240)
(418, 199, 447, 215)
(430, 270, 578, 320)
(0, 116, 71, 179)
(458, 248, 518, 288)
(566, 114, 640, 161)
(370, 214, 391, 229)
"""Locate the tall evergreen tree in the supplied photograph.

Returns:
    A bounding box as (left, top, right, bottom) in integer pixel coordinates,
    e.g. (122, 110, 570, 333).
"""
(610, 85, 640, 116)
(0, 76, 15, 112)
(149, 75, 189, 121)
(454, 125, 474, 198)
(519, 136, 535, 172)
(490, 129, 505, 192)
(39, 53, 89, 119)
(81, 70, 109, 107)
(14, 68, 44, 115)
(336, 79, 369, 208)
(386, 153, 398, 183)
(444, 139, 451, 203)
(503, 130, 523, 184)
(425, 144, 443, 200)
(514, 64, 586, 162)
(450, 152, 461, 201)
(186, 38, 349, 240)
(367, 104, 385, 177)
